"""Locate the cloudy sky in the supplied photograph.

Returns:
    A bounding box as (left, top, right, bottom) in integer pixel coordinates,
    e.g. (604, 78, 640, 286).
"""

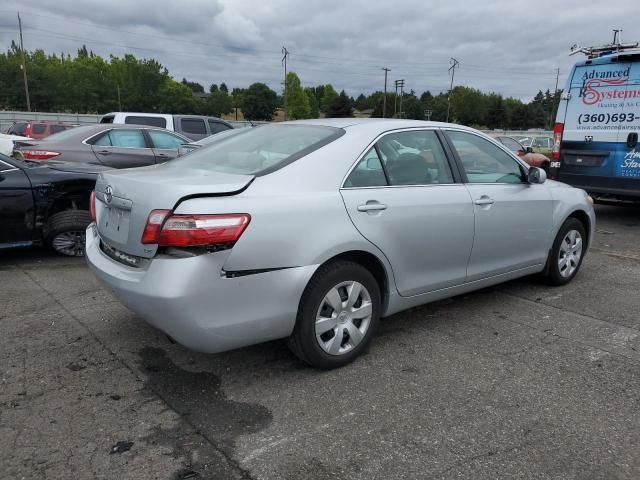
(0, 0, 638, 101)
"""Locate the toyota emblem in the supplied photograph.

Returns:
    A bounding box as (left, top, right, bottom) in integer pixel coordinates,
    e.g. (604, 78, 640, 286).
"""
(104, 185, 113, 204)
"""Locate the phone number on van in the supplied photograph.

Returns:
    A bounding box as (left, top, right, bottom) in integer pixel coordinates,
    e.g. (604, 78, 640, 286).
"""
(578, 113, 639, 124)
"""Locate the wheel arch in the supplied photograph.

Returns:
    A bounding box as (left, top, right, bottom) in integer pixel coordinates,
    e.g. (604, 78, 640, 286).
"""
(312, 250, 393, 313)
(567, 209, 591, 245)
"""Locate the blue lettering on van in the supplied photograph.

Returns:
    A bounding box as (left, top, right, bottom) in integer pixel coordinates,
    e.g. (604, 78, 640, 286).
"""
(578, 67, 633, 105)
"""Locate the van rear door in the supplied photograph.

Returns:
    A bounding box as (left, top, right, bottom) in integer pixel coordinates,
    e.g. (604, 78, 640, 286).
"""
(560, 60, 635, 184)
(620, 62, 640, 179)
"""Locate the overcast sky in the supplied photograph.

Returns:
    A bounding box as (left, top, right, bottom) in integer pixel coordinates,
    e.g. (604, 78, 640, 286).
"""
(0, 0, 638, 101)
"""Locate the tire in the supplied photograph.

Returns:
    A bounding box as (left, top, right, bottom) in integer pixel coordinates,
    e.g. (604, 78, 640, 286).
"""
(288, 260, 381, 369)
(543, 217, 586, 286)
(45, 210, 92, 257)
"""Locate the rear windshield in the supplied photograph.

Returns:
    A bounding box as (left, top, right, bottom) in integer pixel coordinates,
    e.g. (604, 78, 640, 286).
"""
(124, 116, 166, 128)
(31, 124, 47, 134)
(168, 124, 344, 175)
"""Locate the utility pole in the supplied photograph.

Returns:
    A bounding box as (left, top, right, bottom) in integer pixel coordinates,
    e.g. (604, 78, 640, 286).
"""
(281, 46, 289, 121)
(397, 79, 405, 118)
(394, 80, 400, 117)
(446, 57, 459, 123)
(17, 12, 31, 112)
(381, 67, 390, 118)
(549, 67, 560, 129)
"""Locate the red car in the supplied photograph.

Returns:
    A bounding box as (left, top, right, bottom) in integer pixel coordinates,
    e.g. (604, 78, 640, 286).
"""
(492, 135, 551, 171)
(6, 121, 74, 140)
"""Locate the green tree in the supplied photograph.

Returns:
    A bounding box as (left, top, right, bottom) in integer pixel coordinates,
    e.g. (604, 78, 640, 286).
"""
(285, 72, 310, 119)
(241, 83, 277, 121)
(328, 91, 353, 118)
(321, 84, 338, 113)
(304, 87, 319, 118)
(181, 78, 204, 93)
(220, 82, 228, 93)
(206, 90, 233, 117)
(209, 83, 218, 93)
(402, 96, 424, 120)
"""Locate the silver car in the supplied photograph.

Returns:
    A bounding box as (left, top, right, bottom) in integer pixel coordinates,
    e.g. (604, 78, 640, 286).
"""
(86, 119, 595, 369)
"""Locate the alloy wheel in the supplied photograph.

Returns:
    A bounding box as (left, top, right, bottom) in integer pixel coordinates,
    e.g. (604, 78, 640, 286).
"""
(51, 230, 86, 257)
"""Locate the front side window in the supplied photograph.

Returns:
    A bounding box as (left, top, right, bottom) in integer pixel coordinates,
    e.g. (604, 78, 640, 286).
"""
(181, 118, 207, 134)
(92, 129, 146, 148)
(148, 130, 185, 149)
(165, 124, 343, 175)
(208, 120, 231, 134)
(447, 130, 524, 184)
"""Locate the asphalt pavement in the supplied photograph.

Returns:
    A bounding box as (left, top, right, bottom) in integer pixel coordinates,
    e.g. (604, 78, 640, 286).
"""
(1, 204, 639, 480)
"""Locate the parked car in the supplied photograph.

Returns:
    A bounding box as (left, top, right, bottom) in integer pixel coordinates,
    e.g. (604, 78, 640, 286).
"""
(177, 126, 252, 157)
(492, 135, 551, 171)
(99, 112, 234, 141)
(551, 40, 640, 202)
(5, 121, 73, 139)
(13, 124, 190, 169)
(86, 119, 595, 369)
(0, 133, 31, 156)
(0, 153, 110, 256)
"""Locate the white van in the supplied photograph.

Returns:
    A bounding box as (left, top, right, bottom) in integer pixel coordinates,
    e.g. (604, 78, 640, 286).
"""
(550, 39, 640, 202)
(99, 112, 233, 141)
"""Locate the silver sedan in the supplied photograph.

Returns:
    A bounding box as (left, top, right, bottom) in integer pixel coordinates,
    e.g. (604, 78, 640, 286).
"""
(86, 119, 595, 369)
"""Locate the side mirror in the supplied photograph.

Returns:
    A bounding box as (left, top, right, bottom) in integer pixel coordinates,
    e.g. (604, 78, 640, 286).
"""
(525, 146, 534, 153)
(527, 167, 547, 184)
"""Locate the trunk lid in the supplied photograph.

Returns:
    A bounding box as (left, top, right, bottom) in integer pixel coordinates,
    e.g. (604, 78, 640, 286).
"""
(94, 163, 254, 258)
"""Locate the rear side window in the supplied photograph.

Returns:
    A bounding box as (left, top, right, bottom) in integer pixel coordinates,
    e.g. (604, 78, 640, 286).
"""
(31, 124, 47, 134)
(92, 129, 146, 148)
(148, 130, 185, 149)
(344, 148, 387, 187)
(208, 120, 231, 134)
(100, 115, 115, 124)
(124, 116, 166, 128)
(181, 118, 207, 134)
(166, 124, 343, 175)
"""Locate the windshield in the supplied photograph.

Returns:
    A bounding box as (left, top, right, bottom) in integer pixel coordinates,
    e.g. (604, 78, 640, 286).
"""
(167, 124, 344, 175)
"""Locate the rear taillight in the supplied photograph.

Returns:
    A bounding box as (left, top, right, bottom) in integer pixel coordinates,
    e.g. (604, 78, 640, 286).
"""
(141, 209, 172, 244)
(90, 191, 96, 222)
(20, 150, 61, 160)
(551, 122, 563, 161)
(141, 211, 251, 247)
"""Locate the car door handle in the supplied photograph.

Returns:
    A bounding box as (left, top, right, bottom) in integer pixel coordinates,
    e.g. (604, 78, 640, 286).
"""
(474, 196, 495, 206)
(357, 202, 387, 212)
(97, 150, 111, 155)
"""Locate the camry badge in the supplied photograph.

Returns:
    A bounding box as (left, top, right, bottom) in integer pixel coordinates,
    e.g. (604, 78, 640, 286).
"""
(104, 185, 113, 204)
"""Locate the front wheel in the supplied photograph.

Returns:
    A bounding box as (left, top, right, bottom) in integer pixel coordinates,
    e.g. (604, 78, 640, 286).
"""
(543, 217, 586, 286)
(288, 261, 381, 369)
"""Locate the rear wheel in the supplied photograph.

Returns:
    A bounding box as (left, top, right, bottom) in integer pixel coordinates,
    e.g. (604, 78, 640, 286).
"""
(543, 217, 586, 286)
(288, 261, 381, 369)
(45, 210, 92, 257)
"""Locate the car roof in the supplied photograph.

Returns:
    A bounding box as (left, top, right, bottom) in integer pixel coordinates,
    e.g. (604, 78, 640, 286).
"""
(279, 118, 478, 136)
